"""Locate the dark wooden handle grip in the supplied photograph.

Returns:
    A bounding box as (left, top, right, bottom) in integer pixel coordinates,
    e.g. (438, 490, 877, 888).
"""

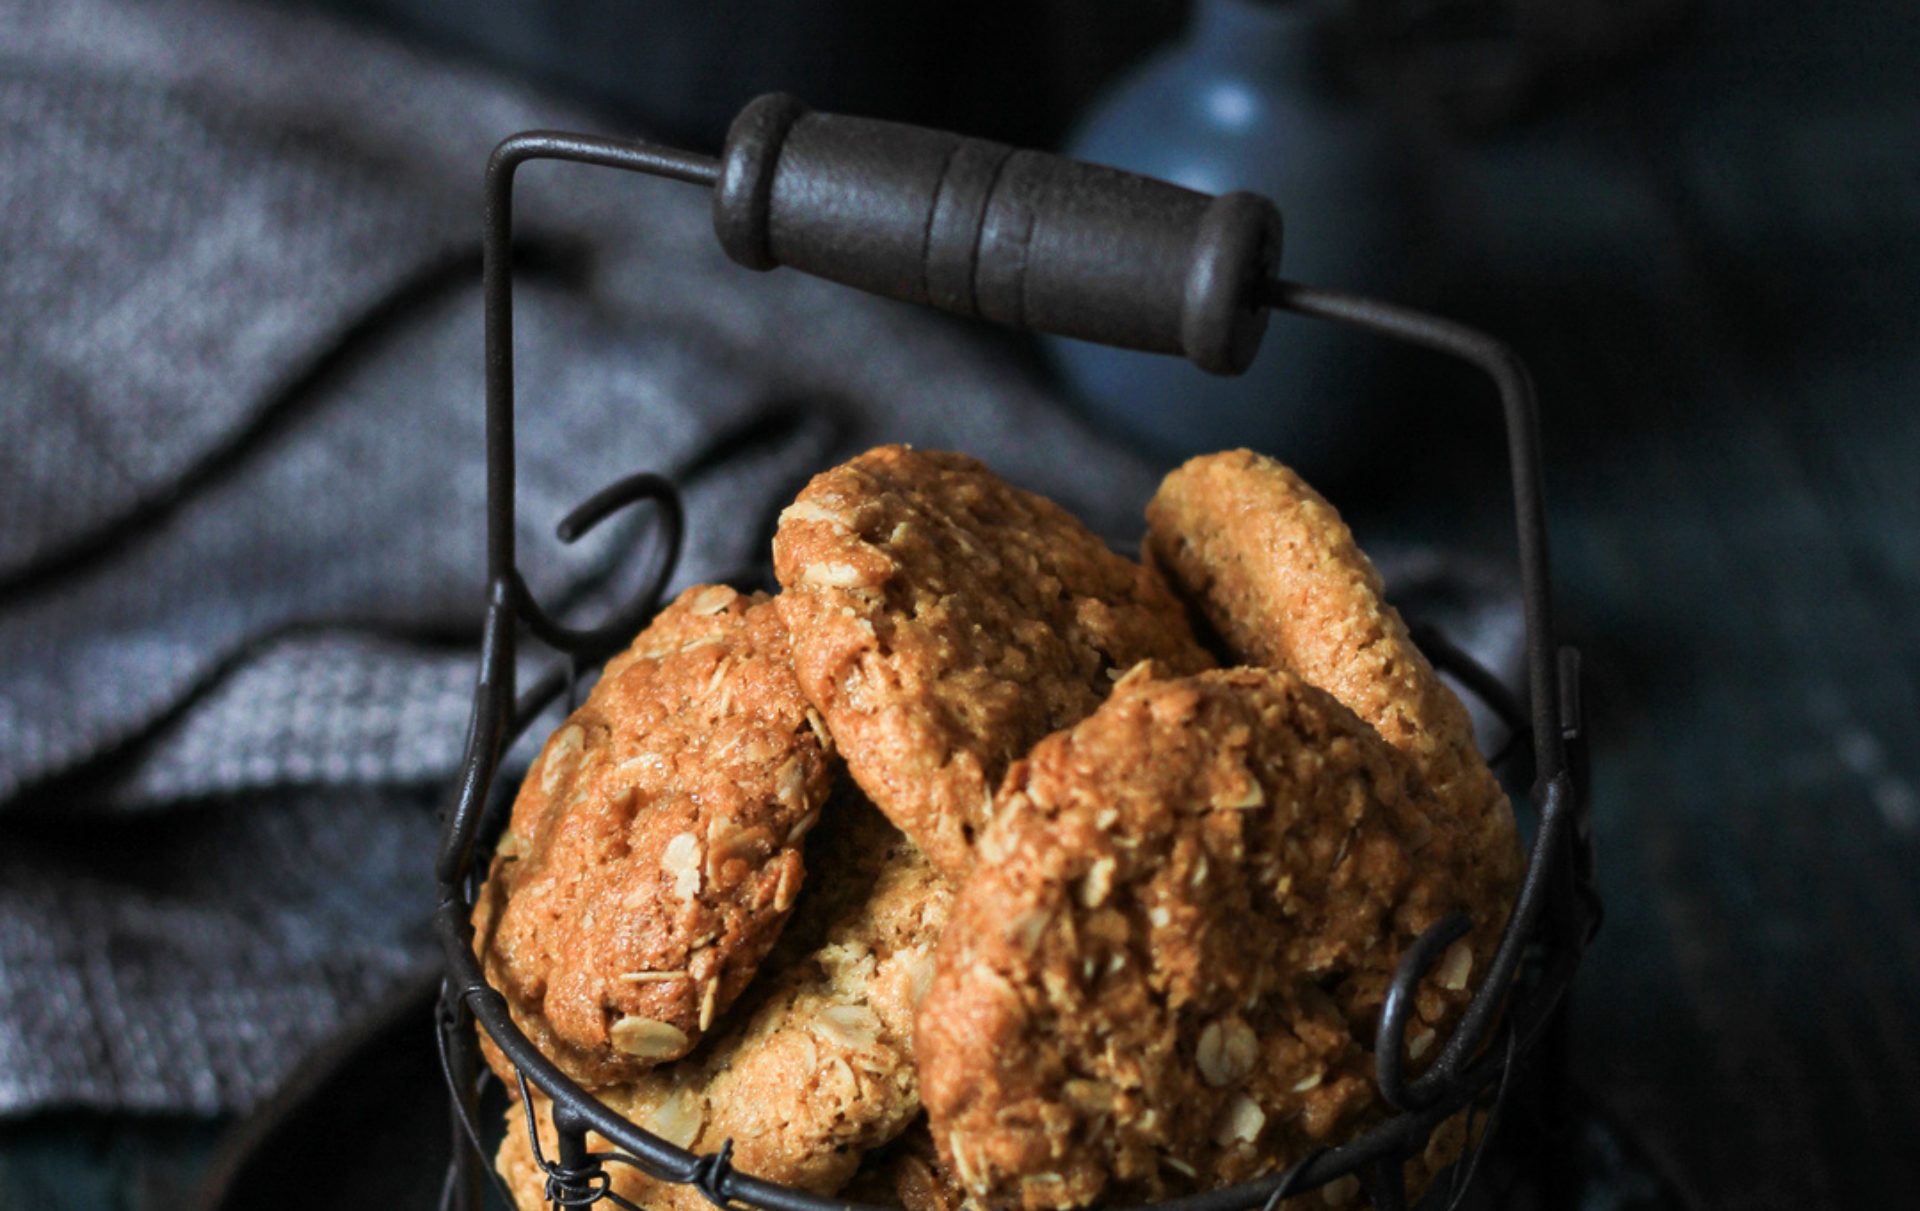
(712, 93, 1283, 375)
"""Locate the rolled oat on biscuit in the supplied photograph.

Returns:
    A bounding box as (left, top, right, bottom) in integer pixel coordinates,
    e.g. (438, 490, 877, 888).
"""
(917, 667, 1495, 1210)
(495, 794, 951, 1211)
(775, 445, 1213, 881)
(1145, 449, 1520, 905)
(474, 584, 834, 1087)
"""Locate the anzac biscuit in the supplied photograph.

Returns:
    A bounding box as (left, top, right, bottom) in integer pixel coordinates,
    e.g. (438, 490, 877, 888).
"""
(1145, 449, 1521, 904)
(774, 445, 1213, 879)
(916, 667, 1493, 1209)
(497, 794, 953, 1211)
(475, 584, 835, 1087)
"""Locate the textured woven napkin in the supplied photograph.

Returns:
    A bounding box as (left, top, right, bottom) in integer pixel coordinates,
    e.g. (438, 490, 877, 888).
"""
(0, 0, 1520, 1115)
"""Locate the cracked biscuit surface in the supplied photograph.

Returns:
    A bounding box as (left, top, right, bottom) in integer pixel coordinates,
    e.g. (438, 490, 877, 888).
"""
(916, 667, 1495, 1210)
(496, 792, 952, 1211)
(475, 584, 835, 1087)
(774, 445, 1213, 879)
(1145, 449, 1521, 915)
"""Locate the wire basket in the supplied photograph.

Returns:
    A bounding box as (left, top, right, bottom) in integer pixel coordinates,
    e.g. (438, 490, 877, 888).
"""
(432, 100, 1599, 1211)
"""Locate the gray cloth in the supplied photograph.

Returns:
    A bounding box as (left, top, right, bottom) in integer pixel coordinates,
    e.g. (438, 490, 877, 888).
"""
(0, 0, 1520, 1116)
(0, 0, 1163, 1115)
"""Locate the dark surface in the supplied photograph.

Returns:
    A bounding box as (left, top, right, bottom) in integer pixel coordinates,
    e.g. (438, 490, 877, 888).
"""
(4, 0, 1917, 1208)
(191, 970, 449, 1211)
(1342, 3, 1920, 1208)
(282, 0, 1184, 149)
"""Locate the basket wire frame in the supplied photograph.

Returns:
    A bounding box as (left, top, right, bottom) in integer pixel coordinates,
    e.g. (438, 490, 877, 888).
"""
(433, 130, 1598, 1211)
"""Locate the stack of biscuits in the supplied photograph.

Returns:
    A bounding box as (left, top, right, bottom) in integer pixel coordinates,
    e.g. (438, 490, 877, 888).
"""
(473, 446, 1521, 1211)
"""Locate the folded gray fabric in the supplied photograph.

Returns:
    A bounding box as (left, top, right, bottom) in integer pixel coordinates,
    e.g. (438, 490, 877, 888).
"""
(0, 787, 439, 1112)
(0, 0, 1164, 1115)
(0, 0, 1520, 1115)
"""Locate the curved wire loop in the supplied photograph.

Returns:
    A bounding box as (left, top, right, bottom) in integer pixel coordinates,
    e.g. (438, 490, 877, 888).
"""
(545, 1162, 613, 1209)
(517, 1071, 618, 1209)
(1373, 913, 1475, 1112)
(512, 469, 685, 661)
(433, 131, 1599, 1211)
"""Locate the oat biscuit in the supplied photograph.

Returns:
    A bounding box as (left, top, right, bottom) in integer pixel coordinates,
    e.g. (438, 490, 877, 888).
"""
(1145, 449, 1521, 903)
(916, 667, 1493, 1209)
(497, 794, 953, 1211)
(475, 584, 835, 1087)
(774, 445, 1213, 879)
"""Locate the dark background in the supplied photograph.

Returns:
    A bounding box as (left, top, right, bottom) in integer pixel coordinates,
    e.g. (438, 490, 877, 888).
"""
(2, 0, 1916, 1208)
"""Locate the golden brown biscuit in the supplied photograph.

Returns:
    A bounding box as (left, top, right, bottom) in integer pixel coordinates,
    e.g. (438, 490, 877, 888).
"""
(916, 667, 1494, 1210)
(1145, 449, 1521, 906)
(475, 584, 835, 1087)
(497, 792, 952, 1211)
(774, 445, 1213, 879)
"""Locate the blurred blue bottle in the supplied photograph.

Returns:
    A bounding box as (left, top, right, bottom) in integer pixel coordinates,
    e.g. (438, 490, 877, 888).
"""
(1053, 0, 1425, 476)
